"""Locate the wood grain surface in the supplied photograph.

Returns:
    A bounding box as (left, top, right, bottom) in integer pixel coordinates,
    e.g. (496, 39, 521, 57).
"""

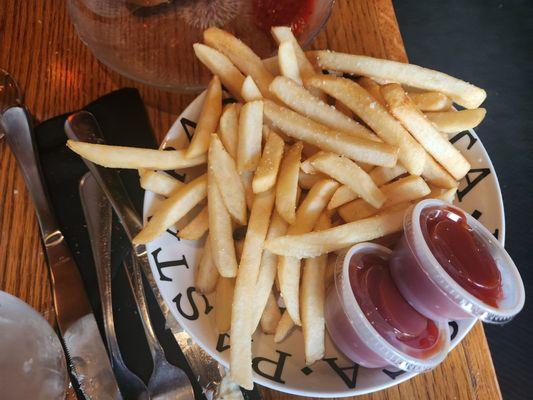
(0, 1, 501, 399)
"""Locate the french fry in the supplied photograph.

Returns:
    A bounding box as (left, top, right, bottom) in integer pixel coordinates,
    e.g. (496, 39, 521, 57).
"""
(335, 99, 354, 118)
(209, 134, 247, 225)
(278, 41, 302, 84)
(278, 179, 338, 325)
(186, 76, 222, 158)
(215, 277, 235, 333)
(207, 168, 238, 277)
(327, 164, 407, 210)
(425, 108, 486, 133)
(67, 140, 206, 170)
(276, 141, 303, 224)
(339, 175, 430, 222)
(270, 76, 379, 142)
(139, 170, 184, 197)
(314, 51, 487, 109)
(218, 103, 240, 159)
(253, 130, 285, 193)
(408, 91, 452, 112)
(262, 55, 280, 75)
(238, 100, 264, 173)
(425, 186, 458, 203)
(300, 151, 326, 174)
(301, 212, 331, 365)
(274, 310, 296, 343)
(240, 171, 255, 211)
(204, 27, 274, 99)
(357, 77, 386, 106)
(265, 206, 408, 258)
(422, 153, 459, 189)
(252, 211, 288, 332)
(302, 142, 320, 158)
(311, 152, 386, 208)
(260, 291, 282, 334)
(382, 83, 470, 180)
(133, 174, 207, 244)
(264, 101, 398, 168)
(178, 206, 208, 240)
(195, 236, 219, 294)
(241, 76, 263, 102)
(298, 171, 326, 189)
(193, 43, 245, 101)
(305, 75, 425, 175)
(230, 188, 276, 389)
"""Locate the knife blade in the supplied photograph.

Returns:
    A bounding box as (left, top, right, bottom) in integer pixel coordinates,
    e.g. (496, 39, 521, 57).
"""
(1, 105, 121, 400)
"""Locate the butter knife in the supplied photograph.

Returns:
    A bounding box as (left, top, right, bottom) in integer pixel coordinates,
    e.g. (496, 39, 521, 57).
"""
(1, 105, 121, 398)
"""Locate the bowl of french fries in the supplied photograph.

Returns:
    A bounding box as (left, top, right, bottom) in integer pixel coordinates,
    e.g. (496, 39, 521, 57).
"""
(68, 26, 505, 396)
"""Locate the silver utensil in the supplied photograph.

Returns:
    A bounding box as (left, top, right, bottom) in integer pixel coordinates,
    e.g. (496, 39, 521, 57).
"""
(0, 70, 121, 400)
(65, 111, 198, 400)
(80, 172, 150, 400)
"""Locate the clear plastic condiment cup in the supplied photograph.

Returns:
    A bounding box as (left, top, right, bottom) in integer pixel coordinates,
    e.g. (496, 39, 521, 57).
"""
(390, 199, 525, 323)
(325, 243, 450, 371)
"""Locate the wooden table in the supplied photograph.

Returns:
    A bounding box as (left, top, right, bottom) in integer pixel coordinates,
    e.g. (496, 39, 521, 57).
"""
(0, 1, 501, 399)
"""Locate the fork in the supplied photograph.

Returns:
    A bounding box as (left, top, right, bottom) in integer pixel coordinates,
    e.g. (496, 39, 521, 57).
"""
(80, 173, 149, 400)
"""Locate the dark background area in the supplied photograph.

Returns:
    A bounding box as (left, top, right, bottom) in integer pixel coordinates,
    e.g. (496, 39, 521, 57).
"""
(393, 1, 533, 398)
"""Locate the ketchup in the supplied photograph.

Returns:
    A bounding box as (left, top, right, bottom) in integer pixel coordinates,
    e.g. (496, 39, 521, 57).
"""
(253, 0, 315, 36)
(423, 207, 503, 307)
(349, 253, 440, 354)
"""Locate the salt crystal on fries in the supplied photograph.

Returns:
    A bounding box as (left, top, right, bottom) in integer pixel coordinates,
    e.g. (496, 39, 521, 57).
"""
(305, 75, 425, 175)
(133, 174, 207, 244)
(193, 43, 245, 101)
(253, 129, 285, 193)
(314, 51, 487, 109)
(67, 140, 206, 170)
(186, 76, 222, 158)
(426, 108, 486, 133)
(264, 100, 398, 168)
(382, 83, 470, 180)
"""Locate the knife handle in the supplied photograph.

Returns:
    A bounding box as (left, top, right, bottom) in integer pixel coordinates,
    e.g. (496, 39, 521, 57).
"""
(2, 106, 61, 243)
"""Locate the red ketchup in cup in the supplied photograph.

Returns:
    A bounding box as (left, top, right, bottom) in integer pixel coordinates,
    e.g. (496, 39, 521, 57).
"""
(390, 199, 525, 323)
(325, 243, 450, 370)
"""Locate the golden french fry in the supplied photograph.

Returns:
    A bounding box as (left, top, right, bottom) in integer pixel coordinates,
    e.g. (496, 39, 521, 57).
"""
(339, 175, 430, 222)
(300, 151, 326, 174)
(270, 76, 379, 142)
(241, 75, 263, 102)
(240, 171, 255, 211)
(382, 83, 470, 180)
(357, 76, 386, 106)
(422, 153, 459, 189)
(335, 99, 354, 118)
(314, 51, 487, 109)
(67, 140, 206, 170)
(305, 75, 425, 175)
(425, 186, 458, 203)
(262, 55, 279, 75)
(302, 142, 320, 158)
(204, 27, 274, 100)
(195, 236, 219, 294)
(327, 164, 407, 210)
(264, 101, 398, 168)
(209, 134, 247, 225)
(252, 211, 288, 332)
(276, 141, 303, 224)
(238, 100, 263, 173)
(265, 206, 407, 258)
(311, 152, 386, 208)
(133, 174, 207, 244)
(278, 179, 338, 326)
(230, 188, 276, 389)
(274, 310, 296, 343)
(298, 171, 326, 189)
(253, 130, 285, 193)
(260, 291, 282, 334)
(215, 277, 235, 333)
(408, 91, 452, 111)
(218, 103, 240, 159)
(178, 206, 208, 240)
(186, 76, 222, 158)
(278, 41, 302, 84)
(193, 43, 245, 101)
(139, 170, 183, 197)
(301, 212, 331, 365)
(208, 168, 238, 277)
(425, 108, 486, 133)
